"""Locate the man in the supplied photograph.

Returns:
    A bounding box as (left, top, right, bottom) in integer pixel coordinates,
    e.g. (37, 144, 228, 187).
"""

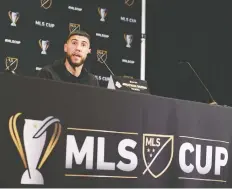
(37, 30, 99, 87)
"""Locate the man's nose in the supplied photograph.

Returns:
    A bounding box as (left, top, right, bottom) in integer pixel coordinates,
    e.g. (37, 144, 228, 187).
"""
(75, 44, 81, 51)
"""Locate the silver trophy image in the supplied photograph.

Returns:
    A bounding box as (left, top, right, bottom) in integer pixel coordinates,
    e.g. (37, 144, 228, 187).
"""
(9, 113, 61, 185)
(39, 40, 50, 55)
(8, 11, 20, 26)
(98, 8, 107, 22)
(124, 34, 133, 48)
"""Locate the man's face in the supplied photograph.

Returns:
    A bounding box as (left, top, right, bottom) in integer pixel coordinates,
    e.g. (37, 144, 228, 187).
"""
(64, 35, 91, 67)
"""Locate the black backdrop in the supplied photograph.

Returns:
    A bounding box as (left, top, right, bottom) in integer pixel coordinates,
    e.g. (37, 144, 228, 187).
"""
(2, 0, 232, 106)
(146, 0, 232, 106)
(1, 0, 141, 87)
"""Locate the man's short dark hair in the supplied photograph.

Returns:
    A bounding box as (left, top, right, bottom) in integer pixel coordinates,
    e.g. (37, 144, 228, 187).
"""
(66, 30, 91, 43)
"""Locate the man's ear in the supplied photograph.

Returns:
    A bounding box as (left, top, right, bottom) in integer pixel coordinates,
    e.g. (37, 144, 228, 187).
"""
(88, 48, 92, 54)
(64, 43, 67, 53)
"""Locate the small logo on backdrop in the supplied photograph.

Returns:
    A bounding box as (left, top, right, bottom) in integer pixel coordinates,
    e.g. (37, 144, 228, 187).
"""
(5, 57, 18, 73)
(35, 20, 55, 28)
(97, 50, 108, 64)
(124, 34, 133, 48)
(122, 59, 135, 64)
(125, 0, 135, 6)
(96, 33, 109, 39)
(8, 11, 20, 27)
(9, 113, 61, 185)
(98, 8, 107, 22)
(39, 40, 50, 55)
(142, 134, 174, 178)
(69, 23, 80, 34)
(120, 16, 137, 23)
(68, 5, 82, 12)
(95, 75, 110, 82)
(41, 0, 52, 9)
(5, 39, 21, 44)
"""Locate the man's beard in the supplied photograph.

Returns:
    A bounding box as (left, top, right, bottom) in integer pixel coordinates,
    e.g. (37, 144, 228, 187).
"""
(66, 53, 85, 68)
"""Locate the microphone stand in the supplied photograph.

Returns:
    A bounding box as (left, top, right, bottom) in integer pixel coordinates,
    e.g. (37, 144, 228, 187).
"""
(179, 61, 218, 105)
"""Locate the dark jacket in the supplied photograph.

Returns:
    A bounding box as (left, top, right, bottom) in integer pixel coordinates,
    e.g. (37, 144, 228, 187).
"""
(37, 59, 99, 87)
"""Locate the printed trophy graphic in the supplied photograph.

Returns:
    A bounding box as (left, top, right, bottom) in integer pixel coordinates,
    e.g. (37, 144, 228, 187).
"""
(98, 8, 107, 22)
(9, 113, 62, 185)
(124, 34, 133, 48)
(8, 11, 20, 26)
(39, 40, 50, 55)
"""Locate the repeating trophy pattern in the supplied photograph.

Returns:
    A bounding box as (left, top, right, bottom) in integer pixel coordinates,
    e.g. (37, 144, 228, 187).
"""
(4, 0, 141, 84)
(9, 112, 62, 185)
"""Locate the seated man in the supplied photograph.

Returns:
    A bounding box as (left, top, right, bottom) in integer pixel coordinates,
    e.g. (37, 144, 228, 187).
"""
(37, 30, 99, 87)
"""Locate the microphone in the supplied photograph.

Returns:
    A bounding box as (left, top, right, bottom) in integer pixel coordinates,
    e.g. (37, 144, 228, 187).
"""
(101, 61, 115, 76)
(179, 61, 218, 105)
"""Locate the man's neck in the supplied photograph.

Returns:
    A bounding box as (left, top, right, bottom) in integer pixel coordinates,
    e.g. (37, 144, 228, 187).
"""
(64, 60, 83, 77)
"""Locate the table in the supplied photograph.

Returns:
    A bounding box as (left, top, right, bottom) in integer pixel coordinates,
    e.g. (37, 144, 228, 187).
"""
(0, 73, 232, 187)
